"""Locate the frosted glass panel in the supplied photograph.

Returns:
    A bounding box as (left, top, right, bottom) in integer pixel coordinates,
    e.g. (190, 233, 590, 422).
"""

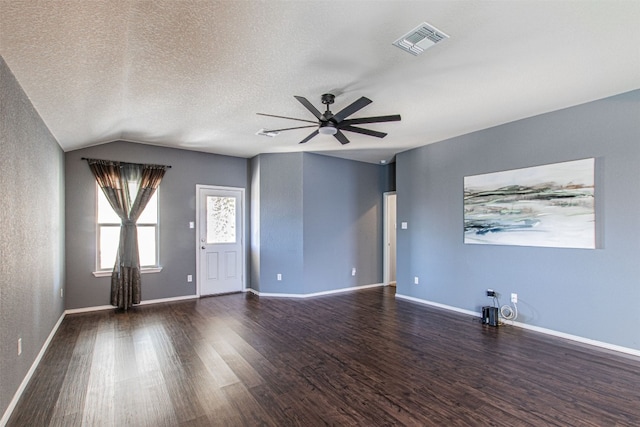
(207, 196, 236, 244)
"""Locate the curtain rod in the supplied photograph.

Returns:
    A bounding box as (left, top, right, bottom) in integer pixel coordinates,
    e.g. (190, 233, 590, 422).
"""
(81, 157, 172, 168)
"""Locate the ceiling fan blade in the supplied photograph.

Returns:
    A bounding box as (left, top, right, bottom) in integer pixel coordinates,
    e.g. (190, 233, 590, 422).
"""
(332, 96, 372, 123)
(264, 125, 317, 133)
(340, 125, 387, 139)
(299, 130, 319, 144)
(341, 114, 401, 125)
(333, 130, 350, 145)
(256, 113, 317, 124)
(294, 96, 323, 120)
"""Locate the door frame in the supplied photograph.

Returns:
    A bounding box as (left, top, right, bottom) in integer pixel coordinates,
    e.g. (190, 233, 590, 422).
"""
(195, 184, 246, 296)
(383, 191, 397, 286)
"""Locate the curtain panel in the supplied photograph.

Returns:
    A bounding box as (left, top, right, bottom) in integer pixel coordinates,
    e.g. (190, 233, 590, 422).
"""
(86, 159, 169, 310)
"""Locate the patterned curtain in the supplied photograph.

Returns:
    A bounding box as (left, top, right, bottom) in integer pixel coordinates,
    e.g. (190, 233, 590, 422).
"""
(87, 159, 168, 310)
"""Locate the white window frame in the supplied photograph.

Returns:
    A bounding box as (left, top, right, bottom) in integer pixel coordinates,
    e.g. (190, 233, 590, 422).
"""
(92, 183, 162, 277)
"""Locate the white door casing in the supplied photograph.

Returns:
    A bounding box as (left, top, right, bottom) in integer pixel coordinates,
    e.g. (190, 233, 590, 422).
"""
(196, 185, 245, 296)
(383, 192, 397, 286)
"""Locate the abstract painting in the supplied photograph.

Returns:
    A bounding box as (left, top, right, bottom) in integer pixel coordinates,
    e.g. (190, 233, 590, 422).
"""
(464, 158, 595, 248)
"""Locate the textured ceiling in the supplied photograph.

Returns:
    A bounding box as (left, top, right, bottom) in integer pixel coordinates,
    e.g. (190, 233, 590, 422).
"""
(1, 1, 639, 164)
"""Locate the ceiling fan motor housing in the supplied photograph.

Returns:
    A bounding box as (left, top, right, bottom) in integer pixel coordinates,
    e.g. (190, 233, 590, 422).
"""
(321, 93, 335, 105)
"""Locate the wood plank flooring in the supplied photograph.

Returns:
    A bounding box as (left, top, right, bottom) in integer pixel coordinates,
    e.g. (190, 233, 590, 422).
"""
(7, 287, 640, 426)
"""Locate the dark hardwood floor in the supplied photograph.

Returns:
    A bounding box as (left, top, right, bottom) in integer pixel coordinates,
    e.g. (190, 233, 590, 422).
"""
(8, 287, 640, 426)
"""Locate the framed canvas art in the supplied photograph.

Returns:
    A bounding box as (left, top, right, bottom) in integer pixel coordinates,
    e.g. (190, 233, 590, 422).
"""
(464, 158, 595, 248)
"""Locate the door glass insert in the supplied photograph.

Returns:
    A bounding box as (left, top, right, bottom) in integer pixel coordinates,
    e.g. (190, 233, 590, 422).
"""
(206, 196, 236, 244)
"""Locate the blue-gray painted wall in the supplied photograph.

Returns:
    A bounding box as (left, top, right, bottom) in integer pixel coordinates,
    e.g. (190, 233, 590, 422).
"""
(252, 152, 389, 294)
(65, 141, 249, 309)
(303, 154, 386, 293)
(396, 90, 640, 350)
(251, 153, 305, 294)
(0, 56, 65, 420)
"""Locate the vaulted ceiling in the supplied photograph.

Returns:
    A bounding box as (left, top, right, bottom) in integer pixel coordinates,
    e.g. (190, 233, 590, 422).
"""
(1, 1, 639, 163)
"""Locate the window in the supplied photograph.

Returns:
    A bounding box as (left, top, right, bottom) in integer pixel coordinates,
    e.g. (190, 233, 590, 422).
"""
(96, 183, 159, 272)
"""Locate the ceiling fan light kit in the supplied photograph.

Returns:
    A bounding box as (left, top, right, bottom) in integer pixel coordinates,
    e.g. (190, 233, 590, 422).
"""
(258, 93, 401, 145)
(318, 123, 338, 135)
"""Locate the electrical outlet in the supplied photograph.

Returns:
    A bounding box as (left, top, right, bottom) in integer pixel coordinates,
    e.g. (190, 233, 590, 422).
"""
(18, 338, 22, 356)
(277, 273, 282, 281)
(351, 268, 356, 276)
(414, 276, 419, 285)
(511, 293, 518, 303)
(187, 275, 193, 283)
(486, 289, 496, 297)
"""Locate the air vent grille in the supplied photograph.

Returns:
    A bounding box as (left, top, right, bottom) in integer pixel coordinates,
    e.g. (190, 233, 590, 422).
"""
(393, 22, 449, 56)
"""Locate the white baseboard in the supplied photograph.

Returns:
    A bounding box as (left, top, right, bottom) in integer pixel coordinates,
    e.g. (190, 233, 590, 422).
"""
(395, 293, 640, 358)
(247, 283, 385, 299)
(139, 294, 199, 306)
(1, 294, 201, 426)
(65, 294, 199, 315)
(65, 304, 114, 315)
(509, 319, 640, 357)
(395, 293, 479, 317)
(1, 312, 65, 427)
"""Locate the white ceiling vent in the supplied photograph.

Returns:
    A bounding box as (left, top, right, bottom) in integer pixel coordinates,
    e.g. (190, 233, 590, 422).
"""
(393, 22, 449, 56)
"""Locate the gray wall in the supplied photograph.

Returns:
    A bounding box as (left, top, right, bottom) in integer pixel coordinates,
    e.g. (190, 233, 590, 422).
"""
(396, 89, 640, 351)
(252, 153, 305, 293)
(252, 152, 388, 294)
(303, 154, 385, 293)
(0, 56, 65, 419)
(65, 141, 248, 309)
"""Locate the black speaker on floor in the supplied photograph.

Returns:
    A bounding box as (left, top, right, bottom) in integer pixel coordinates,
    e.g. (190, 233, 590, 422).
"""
(482, 306, 499, 327)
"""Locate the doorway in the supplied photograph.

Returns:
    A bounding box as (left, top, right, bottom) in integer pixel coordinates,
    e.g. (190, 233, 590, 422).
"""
(383, 192, 397, 286)
(196, 185, 245, 296)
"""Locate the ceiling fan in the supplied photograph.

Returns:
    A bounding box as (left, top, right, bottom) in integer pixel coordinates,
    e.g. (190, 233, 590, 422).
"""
(257, 93, 401, 145)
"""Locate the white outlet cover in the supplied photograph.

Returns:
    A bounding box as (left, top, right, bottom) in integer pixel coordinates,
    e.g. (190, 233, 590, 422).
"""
(401, 222, 408, 229)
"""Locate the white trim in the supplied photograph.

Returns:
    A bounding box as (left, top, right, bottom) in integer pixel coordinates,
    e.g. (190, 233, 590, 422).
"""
(509, 320, 640, 358)
(395, 293, 479, 317)
(247, 283, 385, 299)
(1, 293, 200, 425)
(395, 293, 640, 358)
(1, 312, 65, 427)
(65, 305, 114, 314)
(383, 192, 397, 286)
(92, 267, 163, 278)
(195, 185, 247, 297)
(65, 294, 199, 314)
(138, 295, 198, 306)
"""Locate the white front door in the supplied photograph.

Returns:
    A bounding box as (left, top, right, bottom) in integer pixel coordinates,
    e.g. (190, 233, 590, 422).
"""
(197, 186, 244, 296)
